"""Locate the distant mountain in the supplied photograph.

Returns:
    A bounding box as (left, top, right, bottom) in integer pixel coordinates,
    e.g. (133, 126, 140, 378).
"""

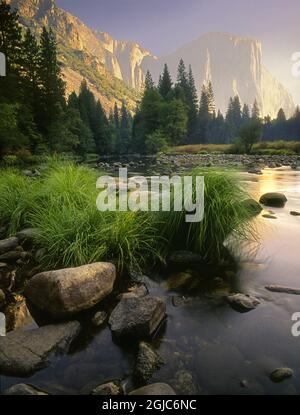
(8, 0, 295, 118)
(142, 33, 295, 118)
(7, 0, 144, 112)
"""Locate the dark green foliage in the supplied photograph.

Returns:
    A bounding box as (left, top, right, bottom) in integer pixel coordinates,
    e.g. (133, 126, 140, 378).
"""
(158, 63, 173, 100)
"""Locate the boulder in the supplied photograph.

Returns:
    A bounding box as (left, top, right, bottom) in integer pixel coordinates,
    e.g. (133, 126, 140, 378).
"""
(91, 311, 107, 327)
(25, 262, 116, 317)
(262, 214, 277, 220)
(0, 237, 18, 254)
(109, 296, 166, 339)
(16, 228, 39, 243)
(0, 251, 30, 263)
(259, 192, 287, 208)
(3, 384, 49, 395)
(129, 383, 176, 395)
(172, 370, 200, 395)
(134, 342, 164, 383)
(91, 381, 123, 395)
(227, 293, 260, 313)
(270, 368, 294, 383)
(0, 321, 81, 376)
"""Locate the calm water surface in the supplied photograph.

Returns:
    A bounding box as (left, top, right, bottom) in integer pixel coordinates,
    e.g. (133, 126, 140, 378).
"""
(1, 168, 300, 395)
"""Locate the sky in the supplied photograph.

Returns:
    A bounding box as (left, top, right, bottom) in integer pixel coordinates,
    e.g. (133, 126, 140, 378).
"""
(56, 0, 300, 105)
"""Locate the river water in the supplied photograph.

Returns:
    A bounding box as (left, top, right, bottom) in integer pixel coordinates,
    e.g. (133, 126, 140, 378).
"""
(1, 167, 300, 395)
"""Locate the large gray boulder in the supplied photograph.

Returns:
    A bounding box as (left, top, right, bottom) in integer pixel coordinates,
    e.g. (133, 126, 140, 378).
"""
(109, 296, 166, 339)
(0, 321, 81, 376)
(259, 192, 287, 208)
(0, 237, 18, 254)
(25, 263, 116, 317)
(129, 383, 176, 395)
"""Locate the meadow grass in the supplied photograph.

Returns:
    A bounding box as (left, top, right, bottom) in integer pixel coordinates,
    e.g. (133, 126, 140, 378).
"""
(0, 161, 256, 271)
(167, 140, 300, 155)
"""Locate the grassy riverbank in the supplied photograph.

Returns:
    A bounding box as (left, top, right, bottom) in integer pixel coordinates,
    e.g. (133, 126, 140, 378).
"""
(167, 140, 300, 155)
(0, 160, 256, 271)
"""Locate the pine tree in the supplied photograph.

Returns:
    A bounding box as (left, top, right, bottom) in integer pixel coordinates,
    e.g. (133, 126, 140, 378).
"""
(144, 70, 155, 91)
(276, 108, 286, 123)
(38, 27, 66, 139)
(0, 1, 23, 102)
(113, 102, 120, 130)
(158, 63, 173, 100)
(242, 103, 250, 123)
(251, 99, 260, 120)
(198, 85, 211, 143)
(176, 59, 189, 94)
(186, 65, 198, 138)
(226, 95, 242, 141)
(206, 81, 215, 115)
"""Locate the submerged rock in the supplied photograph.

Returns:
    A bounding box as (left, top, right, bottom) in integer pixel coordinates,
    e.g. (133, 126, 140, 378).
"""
(129, 383, 176, 395)
(25, 262, 116, 317)
(262, 214, 277, 219)
(266, 285, 300, 295)
(172, 370, 200, 395)
(91, 381, 123, 395)
(290, 211, 300, 216)
(259, 192, 287, 208)
(0, 237, 18, 254)
(227, 293, 260, 312)
(168, 250, 203, 265)
(109, 296, 166, 339)
(134, 342, 165, 383)
(270, 368, 294, 383)
(242, 198, 263, 216)
(3, 384, 49, 395)
(0, 321, 81, 376)
(91, 311, 107, 327)
(117, 284, 148, 300)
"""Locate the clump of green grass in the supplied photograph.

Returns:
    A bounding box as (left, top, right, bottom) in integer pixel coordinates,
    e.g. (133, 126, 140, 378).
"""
(0, 169, 41, 235)
(157, 169, 257, 262)
(0, 160, 257, 271)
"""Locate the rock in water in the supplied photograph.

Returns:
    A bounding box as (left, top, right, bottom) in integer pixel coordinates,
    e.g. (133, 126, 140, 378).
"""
(3, 384, 49, 395)
(0, 288, 5, 309)
(91, 381, 123, 395)
(259, 192, 287, 208)
(270, 368, 294, 383)
(227, 293, 260, 312)
(109, 296, 166, 339)
(91, 311, 107, 327)
(266, 285, 300, 295)
(242, 198, 263, 216)
(134, 342, 165, 383)
(290, 211, 300, 216)
(25, 263, 116, 317)
(0, 237, 18, 254)
(168, 251, 203, 265)
(0, 321, 81, 376)
(129, 383, 176, 395)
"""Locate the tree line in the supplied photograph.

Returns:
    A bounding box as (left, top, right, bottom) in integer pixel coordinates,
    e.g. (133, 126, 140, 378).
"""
(1, 1, 299, 160)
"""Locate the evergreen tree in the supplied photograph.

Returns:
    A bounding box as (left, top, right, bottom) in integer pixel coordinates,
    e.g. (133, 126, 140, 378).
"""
(176, 59, 189, 95)
(186, 65, 198, 138)
(276, 108, 286, 123)
(158, 63, 173, 100)
(198, 84, 211, 143)
(251, 99, 260, 120)
(242, 103, 250, 123)
(113, 102, 120, 129)
(144, 70, 155, 91)
(206, 81, 215, 115)
(226, 95, 242, 141)
(38, 27, 66, 141)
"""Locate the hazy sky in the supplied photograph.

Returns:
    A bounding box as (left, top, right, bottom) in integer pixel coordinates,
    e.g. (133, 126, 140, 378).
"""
(56, 0, 300, 104)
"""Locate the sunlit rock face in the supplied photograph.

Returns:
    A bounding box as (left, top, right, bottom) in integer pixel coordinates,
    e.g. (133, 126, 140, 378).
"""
(142, 33, 295, 118)
(8, 1, 294, 118)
